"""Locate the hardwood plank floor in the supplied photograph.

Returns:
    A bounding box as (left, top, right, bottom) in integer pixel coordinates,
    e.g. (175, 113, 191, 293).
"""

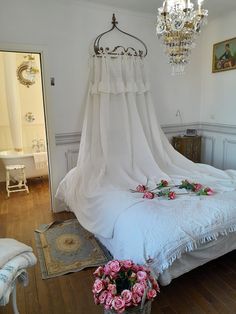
(0, 179, 236, 314)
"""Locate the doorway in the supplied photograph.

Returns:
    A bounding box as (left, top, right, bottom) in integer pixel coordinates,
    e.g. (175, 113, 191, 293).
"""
(0, 50, 51, 206)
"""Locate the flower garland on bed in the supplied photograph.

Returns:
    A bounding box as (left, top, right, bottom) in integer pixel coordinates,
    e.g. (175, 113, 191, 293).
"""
(130, 179, 214, 200)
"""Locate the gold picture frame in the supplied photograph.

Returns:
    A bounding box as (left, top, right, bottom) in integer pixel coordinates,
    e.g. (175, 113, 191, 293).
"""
(212, 37, 236, 73)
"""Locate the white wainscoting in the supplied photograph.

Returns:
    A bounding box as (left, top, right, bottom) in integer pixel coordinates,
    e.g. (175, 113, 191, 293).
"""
(162, 122, 236, 170)
(223, 139, 236, 170)
(54, 122, 236, 185)
(199, 123, 236, 170)
(66, 149, 79, 172)
(201, 136, 216, 166)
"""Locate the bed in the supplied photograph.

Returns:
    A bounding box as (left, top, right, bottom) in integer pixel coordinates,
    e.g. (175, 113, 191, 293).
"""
(55, 55, 236, 286)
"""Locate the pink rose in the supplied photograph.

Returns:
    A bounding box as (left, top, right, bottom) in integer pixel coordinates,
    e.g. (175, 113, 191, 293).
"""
(131, 264, 140, 272)
(98, 290, 108, 304)
(92, 279, 105, 294)
(104, 260, 120, 276)
(132, 283, 145, 297)
(105, 292, 113, 310)
(112, 296, 126, 313)
(136, 185, 146, 192)
(93, 266, 104, 277)
(121, 290, 132, 306)
(137, 271, 147, 282)
(122, 260, 133, 269)
(132, 293, 142, 306)
(110, 260, 121, 273)
(205, 187, 214, 195)
(104, 263, 110, 275)
(168, 191, 176, 200)
(108, 284, 117, 295)
(147, 289, 157, 300)
(193, 183, 203, 192)
(143, 191, 155, 199)
(161, 180, 168, 187)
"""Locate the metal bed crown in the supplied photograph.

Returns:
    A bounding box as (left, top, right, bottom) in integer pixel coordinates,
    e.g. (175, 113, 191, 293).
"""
(94, 14, 148, 58)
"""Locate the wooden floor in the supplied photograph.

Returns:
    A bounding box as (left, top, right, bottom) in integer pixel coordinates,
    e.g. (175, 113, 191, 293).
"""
(0, 179, 236, 314)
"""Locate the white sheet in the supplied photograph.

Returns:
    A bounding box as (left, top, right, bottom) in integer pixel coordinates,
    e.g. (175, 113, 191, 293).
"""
(96, 190, 236, 277)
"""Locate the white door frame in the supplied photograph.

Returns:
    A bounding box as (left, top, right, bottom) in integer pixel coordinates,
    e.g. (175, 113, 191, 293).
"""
(0, 42, 56, 210)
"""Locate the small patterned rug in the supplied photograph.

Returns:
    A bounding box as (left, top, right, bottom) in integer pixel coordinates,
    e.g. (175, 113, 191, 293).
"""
(34, 219, 112, 279)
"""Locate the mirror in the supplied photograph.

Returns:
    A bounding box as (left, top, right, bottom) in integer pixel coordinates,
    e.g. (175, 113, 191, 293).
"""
(16, 55, 39, 88)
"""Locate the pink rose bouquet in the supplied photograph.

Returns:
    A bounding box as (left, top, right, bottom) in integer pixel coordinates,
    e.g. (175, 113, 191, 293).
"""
(92, 260, 160, 313)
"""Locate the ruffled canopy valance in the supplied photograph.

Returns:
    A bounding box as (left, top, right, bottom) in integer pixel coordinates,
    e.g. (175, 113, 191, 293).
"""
(90, 56, 150, 94)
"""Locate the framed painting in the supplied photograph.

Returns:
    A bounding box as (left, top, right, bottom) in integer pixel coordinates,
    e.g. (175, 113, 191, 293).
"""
(212, 37, 236, 73)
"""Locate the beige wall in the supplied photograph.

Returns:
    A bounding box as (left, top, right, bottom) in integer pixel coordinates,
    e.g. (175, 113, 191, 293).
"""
(0, 52, 46, 152)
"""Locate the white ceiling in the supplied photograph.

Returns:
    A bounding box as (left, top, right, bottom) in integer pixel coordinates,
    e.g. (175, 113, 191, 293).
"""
(84, 0, 236, 19)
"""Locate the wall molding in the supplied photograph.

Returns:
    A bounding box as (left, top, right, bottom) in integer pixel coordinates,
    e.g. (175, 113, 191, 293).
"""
(161, 122, 199, 135)
(199, 122, 236, 135)
(55, 122, 236, 145)
(55, 123, 199, 145)
(58, 122, 236, 172)
(55, 132, 81, 145)
(161, 122, 236, 135)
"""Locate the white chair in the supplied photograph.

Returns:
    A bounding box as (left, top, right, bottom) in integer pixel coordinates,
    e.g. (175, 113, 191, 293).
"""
(5, 165, 29, 197)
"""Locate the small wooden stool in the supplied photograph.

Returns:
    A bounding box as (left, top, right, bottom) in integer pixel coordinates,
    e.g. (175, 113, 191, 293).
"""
(5, 165, 29, 197)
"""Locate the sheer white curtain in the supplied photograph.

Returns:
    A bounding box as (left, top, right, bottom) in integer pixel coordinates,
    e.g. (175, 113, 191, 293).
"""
(56, 55, 236, 238)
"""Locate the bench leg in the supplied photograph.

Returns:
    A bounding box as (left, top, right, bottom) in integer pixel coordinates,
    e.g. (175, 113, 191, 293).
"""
(6, 170, 10, 198)
(11, 284, 19, 314)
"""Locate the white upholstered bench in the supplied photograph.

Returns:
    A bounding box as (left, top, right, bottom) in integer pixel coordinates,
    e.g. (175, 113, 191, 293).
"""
(0, 239, 37, 314)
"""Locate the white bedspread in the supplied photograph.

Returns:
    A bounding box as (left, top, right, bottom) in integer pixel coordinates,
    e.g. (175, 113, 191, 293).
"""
(96, 191, 236, 274)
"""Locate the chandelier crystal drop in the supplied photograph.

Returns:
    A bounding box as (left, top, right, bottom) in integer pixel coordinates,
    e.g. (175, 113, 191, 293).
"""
(156, 0, 208, 75)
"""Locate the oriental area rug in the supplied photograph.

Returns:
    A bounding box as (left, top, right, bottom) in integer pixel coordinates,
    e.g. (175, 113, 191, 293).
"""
(35, 219, 112, 279)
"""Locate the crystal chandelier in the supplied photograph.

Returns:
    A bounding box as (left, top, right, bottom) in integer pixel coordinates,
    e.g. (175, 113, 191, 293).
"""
(156, 0, 208, 75)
